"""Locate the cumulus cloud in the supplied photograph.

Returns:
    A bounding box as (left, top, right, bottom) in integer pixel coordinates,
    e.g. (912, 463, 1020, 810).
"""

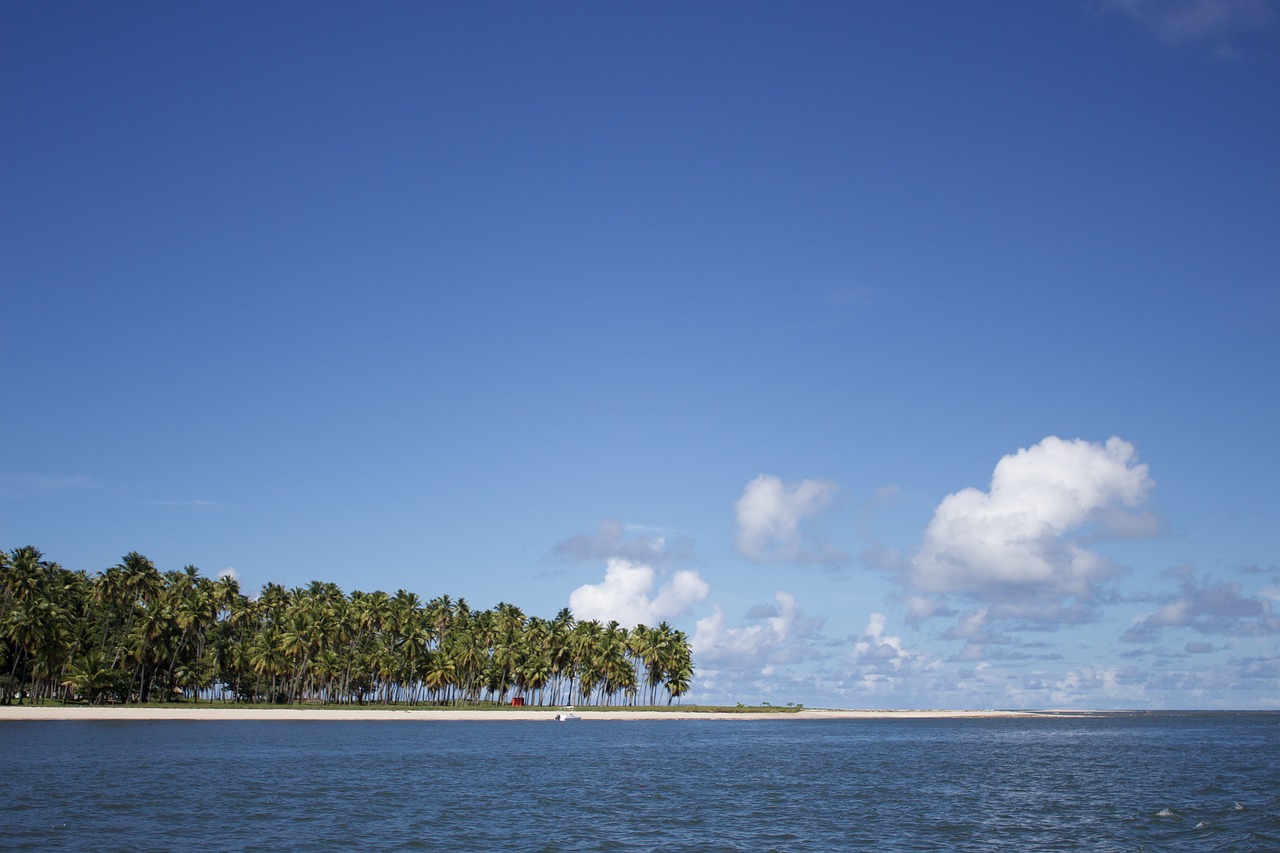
(1123, 565, 1280, 641)
(568, 558, 708, 628)
(692, 591, 824, 668)
(1100, 0, 1276, 54)
(217, 567, 241, 583)
(554, 518, 694, 566)
(734, 475, 843, 563)
(908, 436, 1154, 625)
(851, 613, 934, 670)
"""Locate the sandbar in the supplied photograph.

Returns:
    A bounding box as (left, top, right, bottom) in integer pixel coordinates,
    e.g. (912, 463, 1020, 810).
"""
(0, 706, 1075, 722)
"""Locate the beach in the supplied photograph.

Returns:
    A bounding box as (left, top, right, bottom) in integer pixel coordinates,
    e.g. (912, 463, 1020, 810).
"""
(0, 705, 1065, 722)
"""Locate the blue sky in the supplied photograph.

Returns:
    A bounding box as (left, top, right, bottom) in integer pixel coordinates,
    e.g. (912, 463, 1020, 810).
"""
(3, 0, 1278, 709)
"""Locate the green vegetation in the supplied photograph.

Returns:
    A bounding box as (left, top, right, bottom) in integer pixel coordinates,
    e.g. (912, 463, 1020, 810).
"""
(0, 547, 693, 708)
(676, 704, 801, 714)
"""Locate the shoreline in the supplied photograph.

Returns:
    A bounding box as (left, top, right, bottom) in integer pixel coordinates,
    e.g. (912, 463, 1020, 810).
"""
(0, 705, 1095, 722)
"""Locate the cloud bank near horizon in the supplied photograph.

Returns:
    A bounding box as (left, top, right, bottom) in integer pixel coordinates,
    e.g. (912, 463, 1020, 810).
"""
(692, 591, 825, 669)
(560, 437, 1278, 710)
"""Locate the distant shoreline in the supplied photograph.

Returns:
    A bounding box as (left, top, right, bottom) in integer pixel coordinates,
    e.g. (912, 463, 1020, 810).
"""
(0, 706, 1114, 722)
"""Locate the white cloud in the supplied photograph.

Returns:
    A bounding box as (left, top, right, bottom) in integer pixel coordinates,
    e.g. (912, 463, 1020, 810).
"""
(692, 591, 823, 668)
(850, 612, 934, 672)
(734, 475, 843, 563)
(908, 436, 1154, 622)
(217, 566, 241, 583)
(568, 558, 708, 628)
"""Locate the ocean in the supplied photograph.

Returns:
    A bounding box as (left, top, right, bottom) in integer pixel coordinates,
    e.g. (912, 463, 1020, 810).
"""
(2, 713, 1277, 851)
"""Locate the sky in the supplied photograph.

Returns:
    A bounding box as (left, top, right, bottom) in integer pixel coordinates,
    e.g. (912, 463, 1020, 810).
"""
(3, 0, 1278, 710)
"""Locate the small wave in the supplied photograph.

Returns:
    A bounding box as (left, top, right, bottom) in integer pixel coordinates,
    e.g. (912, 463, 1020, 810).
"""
(1233, 802, 1246, 812)
(1156, 808, 1176, 818)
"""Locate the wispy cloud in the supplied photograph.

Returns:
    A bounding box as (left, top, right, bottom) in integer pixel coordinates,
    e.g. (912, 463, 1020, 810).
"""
(0, 473, 97, 493)
(1099, 0, 1277, 56)
(1122, 563, 1280, 641)
(734, 475, 844, 564)
(554, 518, 694, 565)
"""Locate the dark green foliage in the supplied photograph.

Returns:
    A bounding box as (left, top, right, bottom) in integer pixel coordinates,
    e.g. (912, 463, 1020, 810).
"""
(0, 548, 693, 707)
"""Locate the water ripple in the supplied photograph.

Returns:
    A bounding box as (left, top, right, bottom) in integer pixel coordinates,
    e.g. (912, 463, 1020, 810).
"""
(1, 715, 1278, 850)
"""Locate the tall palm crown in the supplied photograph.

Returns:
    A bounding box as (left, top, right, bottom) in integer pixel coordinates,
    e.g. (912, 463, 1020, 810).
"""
(1, 547, 694, 707)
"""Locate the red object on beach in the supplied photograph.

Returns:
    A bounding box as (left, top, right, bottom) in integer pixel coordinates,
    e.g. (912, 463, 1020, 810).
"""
(511, 697, 524, 707)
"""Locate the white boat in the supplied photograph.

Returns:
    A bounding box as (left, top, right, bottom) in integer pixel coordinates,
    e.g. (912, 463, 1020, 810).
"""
(554, 706, 581, 722)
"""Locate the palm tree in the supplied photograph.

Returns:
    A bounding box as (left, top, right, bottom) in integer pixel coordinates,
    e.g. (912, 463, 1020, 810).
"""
(2, 549, 78, 704)
(422, 648, 456, 704)
(2, 545, 698, 709)
(663, 630, 694, 704)
(62, 648, 129, 704)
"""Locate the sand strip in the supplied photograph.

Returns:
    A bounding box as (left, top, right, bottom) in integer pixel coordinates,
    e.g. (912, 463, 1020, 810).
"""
(0, 706, 1068, 722)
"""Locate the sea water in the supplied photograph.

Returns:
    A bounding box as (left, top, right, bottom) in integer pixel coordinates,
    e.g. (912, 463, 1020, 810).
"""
(2, 713, 1277, 851)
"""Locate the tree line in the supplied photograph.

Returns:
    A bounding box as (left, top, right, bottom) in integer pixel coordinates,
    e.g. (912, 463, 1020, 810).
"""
(0, 547, 694, 707)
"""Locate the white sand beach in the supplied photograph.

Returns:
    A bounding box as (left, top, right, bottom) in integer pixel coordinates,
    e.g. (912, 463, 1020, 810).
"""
(0, 705, 1070, 722)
